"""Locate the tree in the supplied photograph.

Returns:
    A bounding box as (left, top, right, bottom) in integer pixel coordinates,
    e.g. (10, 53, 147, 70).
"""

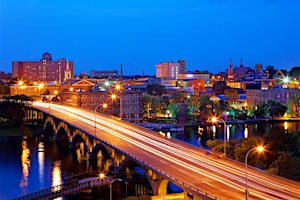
(268, 152, 300, 181)
(167, 103, 191, 125)
(288, 90, 300, 117)
(145, 83, 165, 96)
(170, 91, 186, 103)
(289, 67, 300, 78)
(234, 137, 265, 169)
(254, 100, 287, 118)
(266, 100, 287, 118)
(224, 89, 239, 107)
(142, 93, 164, 118)
(212, 81, 226, 95)
(266, 65, 276, 78)
(0, 101, 26, 127)
(207, 139, 238, 159)
(198, 95, 214, 121)
(263, 127, 300, 158)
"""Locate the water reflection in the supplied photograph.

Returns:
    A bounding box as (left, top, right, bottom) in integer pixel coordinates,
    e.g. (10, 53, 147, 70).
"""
(203, 121, 300, 143)
(38, 150, 45, 186)
(244, 125, 248, 139)
(52, 160, 62, 200)
(226, 125, 230, 141)
(284, 121, 288, 131)
(20, 138, 30, 195)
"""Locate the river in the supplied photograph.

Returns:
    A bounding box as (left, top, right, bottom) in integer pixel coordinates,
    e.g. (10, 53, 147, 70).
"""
(0, 120, 299, 199)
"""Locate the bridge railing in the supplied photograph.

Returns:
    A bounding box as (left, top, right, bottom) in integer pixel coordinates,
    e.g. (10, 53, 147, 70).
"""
(13, 172, 112, 200)
(119, 148, 221, 200)
(32, 104, 221, 200)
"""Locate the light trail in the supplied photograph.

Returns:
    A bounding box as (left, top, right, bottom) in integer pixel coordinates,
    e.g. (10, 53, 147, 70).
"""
(32, 102, 300, 200)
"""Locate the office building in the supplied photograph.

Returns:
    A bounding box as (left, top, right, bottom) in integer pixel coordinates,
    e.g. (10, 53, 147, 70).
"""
(156, 60, 186, 79)
(12, 52, 74, 83)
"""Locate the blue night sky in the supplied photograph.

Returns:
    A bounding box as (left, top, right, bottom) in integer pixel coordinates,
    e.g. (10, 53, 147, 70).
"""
(0, 0, 299, 76)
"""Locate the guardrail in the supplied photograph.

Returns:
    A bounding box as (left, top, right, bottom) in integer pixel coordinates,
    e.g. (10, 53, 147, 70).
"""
(13, 172, 111, 200)
(30, 104, 221, 200)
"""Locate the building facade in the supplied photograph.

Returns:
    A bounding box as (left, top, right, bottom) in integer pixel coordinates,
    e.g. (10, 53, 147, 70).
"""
(156, 60, 186, 79)
(12, 52, 74, 83)
(60, 90, 143, 123)
(246, 88, 298, 107)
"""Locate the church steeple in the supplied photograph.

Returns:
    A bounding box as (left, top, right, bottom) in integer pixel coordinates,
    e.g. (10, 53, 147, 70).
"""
(240, 58, 243, 67)
(64, 60, 72, 81)
(228, 58, 234, 80)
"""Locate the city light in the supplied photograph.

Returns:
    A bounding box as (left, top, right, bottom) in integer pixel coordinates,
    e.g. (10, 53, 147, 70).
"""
(283, 76, 290, 84)
(245, 146, 265, 200)
(104, 81, 110, 87)
(18, 80, 24, 85)
(99, 172, 106, 180)
(211, 117, 227, 157)
(102, 103, 108, 109)
(111, 94, 123, 118)
(115, 83, 122, 91)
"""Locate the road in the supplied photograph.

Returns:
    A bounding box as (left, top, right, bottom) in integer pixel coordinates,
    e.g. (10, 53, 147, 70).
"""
(32, 102, 300, 200)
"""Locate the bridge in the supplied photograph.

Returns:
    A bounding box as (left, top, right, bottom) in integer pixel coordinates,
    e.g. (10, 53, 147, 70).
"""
(14, 171, 114, 200)
(22, 102, 300, 200)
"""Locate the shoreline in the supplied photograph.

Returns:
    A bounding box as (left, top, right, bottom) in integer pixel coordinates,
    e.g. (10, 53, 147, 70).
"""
(140, 117, 300, 129)
(225, 117, 300, 125)
(0, 126, 35, 137)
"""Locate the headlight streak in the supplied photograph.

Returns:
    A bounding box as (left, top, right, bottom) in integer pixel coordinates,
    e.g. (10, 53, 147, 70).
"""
(33, 102, 300, 200)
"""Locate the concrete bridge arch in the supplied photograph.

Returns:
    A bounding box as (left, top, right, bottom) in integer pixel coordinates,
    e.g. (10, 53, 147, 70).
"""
(41, 114, 187, 199)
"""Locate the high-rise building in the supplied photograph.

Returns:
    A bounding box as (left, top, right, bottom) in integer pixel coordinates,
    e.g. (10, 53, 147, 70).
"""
(12, 52, 74, 83)
(156, 60, 186, 79)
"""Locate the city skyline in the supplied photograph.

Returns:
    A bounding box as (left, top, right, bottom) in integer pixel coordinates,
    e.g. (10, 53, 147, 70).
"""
(1, 0, 299, 75)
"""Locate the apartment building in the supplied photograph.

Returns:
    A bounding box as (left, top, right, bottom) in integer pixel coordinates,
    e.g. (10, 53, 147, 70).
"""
(12, 52, 74, 83)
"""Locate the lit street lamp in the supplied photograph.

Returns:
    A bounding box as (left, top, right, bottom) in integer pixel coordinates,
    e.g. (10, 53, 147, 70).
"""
(38, 83, 44, 97)
(245, 146, 264, 200)
(94, 103, 108, 136)
(211, 117, 227, 157)
(110, 178, 122, 200)
(111, 94, 123, 119)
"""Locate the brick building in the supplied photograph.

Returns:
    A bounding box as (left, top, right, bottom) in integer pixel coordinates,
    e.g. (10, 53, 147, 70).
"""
(60, 90, 143, 123)
(12, 52, 74, 83)
(246, 88, 298, 107)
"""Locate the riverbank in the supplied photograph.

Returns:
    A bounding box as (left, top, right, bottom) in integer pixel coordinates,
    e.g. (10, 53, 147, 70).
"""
(0, 126, 34, 137)
(226, 117, 300, 125)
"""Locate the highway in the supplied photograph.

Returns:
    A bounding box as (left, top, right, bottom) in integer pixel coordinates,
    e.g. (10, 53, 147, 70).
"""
(32, 102, 300, 200)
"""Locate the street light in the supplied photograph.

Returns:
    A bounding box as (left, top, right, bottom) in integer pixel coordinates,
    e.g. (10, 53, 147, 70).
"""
(115, 83, 122, 91)
(211, 117, 227, 157)
(111, 94, 123, 119)
(110, 178, 122, 200)
(38, 83, 44, 96)
(245, 146, 264, 200)
(94, 103, 108, 136)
